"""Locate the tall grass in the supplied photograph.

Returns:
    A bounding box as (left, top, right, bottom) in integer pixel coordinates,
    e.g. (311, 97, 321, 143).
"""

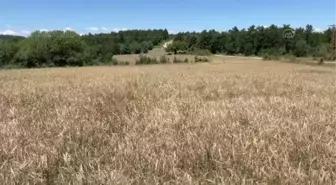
(0, 61, 335, 184)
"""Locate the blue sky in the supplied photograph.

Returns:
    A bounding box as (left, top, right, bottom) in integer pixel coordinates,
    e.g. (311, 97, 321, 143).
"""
(0, 0, 335, 36)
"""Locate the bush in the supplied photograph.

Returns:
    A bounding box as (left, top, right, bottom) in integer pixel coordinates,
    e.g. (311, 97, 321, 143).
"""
(119, 61, 130, 65)
(130, 41, 141, 54)
(13, 30, 87, 68)
(262, 54, 280, 61)
(190, 49, 212, 56)
(282, 54, 297, 62)
(173, 57, 184, 63)
(136, 55, 158, 65)
(119, 44, 131, 54)
(184, 58, 189, 63)
(260, 48, 283, 60)
(141, 41, 153, 53)
(194, 56, 210, 62)
(160, 56, 169, 64)
(111, 58, 119, 65)
(318, 58, 324, 65)
(313, 44, 334, 60)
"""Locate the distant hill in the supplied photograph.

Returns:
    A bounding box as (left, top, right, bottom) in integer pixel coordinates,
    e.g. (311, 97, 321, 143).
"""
(0, 35, 25, 40)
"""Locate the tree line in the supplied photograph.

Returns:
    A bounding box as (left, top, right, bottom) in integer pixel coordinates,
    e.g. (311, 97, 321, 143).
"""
(166, 24, 334, 60)
(1, 24, 334, 69)
(0, 29, 169, 68)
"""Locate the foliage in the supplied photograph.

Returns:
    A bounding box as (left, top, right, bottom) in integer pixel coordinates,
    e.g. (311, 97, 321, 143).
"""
(160, 55, 170, 63)
(12, 31, 87, 67)
(140, 41, 153, 53)
(0, 24, 334, 68)
(194, 56, 210, 62)
(190, 49, 212, 56)
(136, 55, 158, 65)
(170, 24, 332, 58)
(119, 43, 131, 54)
(313, 43, 333, 60)
(0, 40, 19, 66)
(82, 29, 168, 55)
(0, 29, 168, 68)
(130, 41, 141, 54)
(172, 57, 184, 63)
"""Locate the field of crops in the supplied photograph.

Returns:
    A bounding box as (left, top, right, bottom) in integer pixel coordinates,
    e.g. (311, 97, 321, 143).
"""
(0, 59, 335, 184)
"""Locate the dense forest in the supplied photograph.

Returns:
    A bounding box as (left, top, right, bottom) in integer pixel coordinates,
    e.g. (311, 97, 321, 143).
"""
(0, 24, 334, 68)
(167, 24, 334, 59)
(0, 29, 169, 68)
(0, 35, 25, 40)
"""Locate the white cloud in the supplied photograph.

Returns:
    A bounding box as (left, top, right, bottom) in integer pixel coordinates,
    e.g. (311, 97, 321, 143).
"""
(0, 29, 31, 37)
(0, 26, 132, 37)
(85, 27, 99, 31)
(101, 27, 109, 31)
(313, 28, 325, 33)
(83, 27, 128, 33)
(64, 27, 74, 31)
(21, 30, 31, 36)
(0, 29, 18, 35)
(21, 30, 30, 35)
(111, 28, 127, 32)
(168, 30, 176, 34)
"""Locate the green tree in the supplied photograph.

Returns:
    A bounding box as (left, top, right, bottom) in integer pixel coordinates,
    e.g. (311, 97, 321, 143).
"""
(14, 30, 86, 67)
(294, 39, 310, 57)
(140, 41, 151, 53)
(119, 43, 131, 54)
(0, 40, 19, 66)
(130, 41, 141, 54)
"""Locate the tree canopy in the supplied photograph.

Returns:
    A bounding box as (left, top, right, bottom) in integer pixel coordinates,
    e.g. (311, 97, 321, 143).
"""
(0, 25, 334, 68)
(167, 24, 332, 59)
(0, 29, 169, 67)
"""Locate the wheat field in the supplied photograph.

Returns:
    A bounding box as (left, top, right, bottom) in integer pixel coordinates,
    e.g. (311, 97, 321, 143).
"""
(0, 59, 335, 184)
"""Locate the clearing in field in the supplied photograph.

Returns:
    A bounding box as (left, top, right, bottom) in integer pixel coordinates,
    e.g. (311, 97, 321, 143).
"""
(0, 59, 335, 184)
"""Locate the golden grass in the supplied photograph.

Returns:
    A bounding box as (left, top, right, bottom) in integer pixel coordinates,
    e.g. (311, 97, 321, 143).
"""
(0, 59, 335, 184)
(113, 48, 202, 64)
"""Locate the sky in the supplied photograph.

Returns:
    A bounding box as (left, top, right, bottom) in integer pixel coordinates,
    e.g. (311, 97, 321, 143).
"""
(0, 0, 335, 36)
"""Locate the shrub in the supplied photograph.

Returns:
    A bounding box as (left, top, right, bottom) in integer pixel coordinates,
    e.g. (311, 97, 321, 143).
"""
(260, 48, 283, 60)
(194, 56, 210, 62)
(195, 56, 199, 62)
(313, 44, 334, 60)
(119, 44, 131, 54)
(141, 41, 152, 53)
(160, 56, 169, 64)
(262, 54, 280, 61)
(130, 41, 141, 54)
(118, 61, 130, 65)
(112, 59, 119, 65)
(191, 49, 212, 56)
(173, 57, 184, 63)
(202, 57, 210, 62)
(318, 58, 324, 65)
(282, 54, 297, 62)
(136, 55, 158, 65)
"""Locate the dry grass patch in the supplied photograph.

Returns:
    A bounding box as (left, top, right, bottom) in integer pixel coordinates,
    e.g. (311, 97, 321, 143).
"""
(0, 60, 335, 184)
(113, 48, 211, 65)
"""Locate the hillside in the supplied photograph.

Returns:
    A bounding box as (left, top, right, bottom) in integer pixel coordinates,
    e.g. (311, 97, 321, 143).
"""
(0, 34, 25, 40)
